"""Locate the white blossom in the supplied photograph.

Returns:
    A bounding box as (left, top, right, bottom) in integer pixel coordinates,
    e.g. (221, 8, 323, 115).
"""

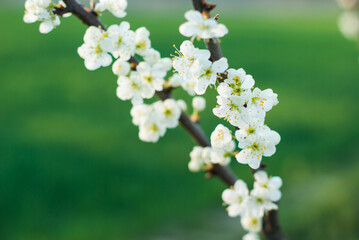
(182, 76, 197, 96)
(137, 49, 172, 92)
(130, 103, 167, 143)
(222, 180, 249, 217)
(39, 14, 60, 34)
(213, 94, 249, 127)
(116, 72, 154, 105)
(254, 171, 282, 202)
(172, 40, 210, 76)
(95, 0, 127, 18)
(338, 11, 359, 41)
(192, 96, 206, 112)
(138, 115, 166, 143)
(24, 0, 61, 34)
(112, 58, 131, 76)
(195, 57, 228, 95)
(153, 99, 181, 128)
(107, 22, 136, 60)
(135, 27, 151, 56)
(172, 40, 211, 94)
(130, 104, 151, 126)
(189, 146, 210, 172)
(235, 127, 280, 169)
(144, 49, 172, 72)
(176, 99, 187, 112)
(249, 88, 278, 113)
(168, 73, 182, 88)
(216, 68, 254, 104)
(241, 211, 263, 233)
(78, 26, 115, 70)
(209, 141, 234, 166)
(246, 188, 278, 215)
(210, 124, 232, 148)
(243, 232, 261, 240)
(131, 100, 181, 143)
(179, 10, 228, 40)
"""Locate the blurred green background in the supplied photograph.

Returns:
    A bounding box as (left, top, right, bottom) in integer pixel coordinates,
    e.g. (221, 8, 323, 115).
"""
(1, 1, 359, 240)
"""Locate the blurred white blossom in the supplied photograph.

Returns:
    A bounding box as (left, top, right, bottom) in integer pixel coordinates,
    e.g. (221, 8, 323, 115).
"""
(95, 0, 127, 18)
(179, 10, 228, 40)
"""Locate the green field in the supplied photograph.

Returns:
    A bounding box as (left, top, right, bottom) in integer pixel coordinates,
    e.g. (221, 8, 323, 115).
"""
(0, 5, 359, 240)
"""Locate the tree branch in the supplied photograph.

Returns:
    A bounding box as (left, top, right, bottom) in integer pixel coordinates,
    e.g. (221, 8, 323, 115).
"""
(56, 1, 288, 239)
(191, 1, 288, 240)
(60, 0, 238, 186)
(62, 0, 105, 29)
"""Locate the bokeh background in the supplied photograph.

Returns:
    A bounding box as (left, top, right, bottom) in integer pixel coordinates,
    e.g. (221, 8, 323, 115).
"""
(1, 0, 359, 239)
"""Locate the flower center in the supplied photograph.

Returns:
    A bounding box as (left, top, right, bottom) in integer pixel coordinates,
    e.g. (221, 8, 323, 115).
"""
(205, 68, 213, 76)
(136, 41, 146, 49)
(94, 47, 101, 53)
(150, 124, 158, 131)
(118, 36, 123, 45)
(164, 108, 172, 116)
(145, 75, 153, 83)
(247, 127, 255, 134)
(251, 142, 259, 151)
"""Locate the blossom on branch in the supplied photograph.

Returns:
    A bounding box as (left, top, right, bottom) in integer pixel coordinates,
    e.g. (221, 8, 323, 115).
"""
(107, 22, 136, 60)
(254, 171, 282, 202)
(240, 211, 263, 233)
(179, 10, 228, 40)
(188, 146, 211, 172)
(222, 179, 249, 217)
(112, 58, 131, 76)
(131, 100, 182, 142)
(243, 232, 261, 240)
(235, 126, 280, 169)
(137, 49, 172, 92)
(116, 72, 154, 105)
(24, 0, 61, 34)
(192, 96, 206, 112)
(135, 27, 151, 56)
(78, 26, 114, 70)
(95, 0, 128, 18)
(195, 57, 228, 95)
(210, 124, 232, 148)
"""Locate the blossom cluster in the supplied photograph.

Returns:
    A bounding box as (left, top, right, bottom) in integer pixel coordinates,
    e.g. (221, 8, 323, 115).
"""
(222, 171, 282, 239)
(175, 39, 280, 170)
(177, 8, 283, 239)
(189, 124, 235, 171)
(24, 0, 63, 34)
(213, 69, 280, 169)
(172, 40, 228, 95)
(131, 99, 181, 142)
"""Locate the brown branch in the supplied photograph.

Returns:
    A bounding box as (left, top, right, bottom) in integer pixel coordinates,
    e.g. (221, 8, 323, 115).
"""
(191, 1, 289, 240)
(156, 90, 237, 186)
(61, 0, 105, 29)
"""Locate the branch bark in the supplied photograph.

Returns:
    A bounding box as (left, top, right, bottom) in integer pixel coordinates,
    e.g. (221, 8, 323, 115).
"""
(191, 1, 288, 240)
